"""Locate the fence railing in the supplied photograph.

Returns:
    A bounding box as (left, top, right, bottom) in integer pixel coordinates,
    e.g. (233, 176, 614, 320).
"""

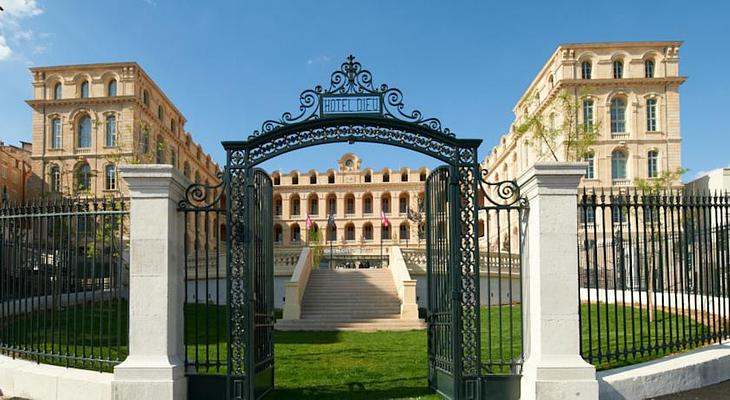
(578, 190, 730, 368)
(0, 197, 130, 371)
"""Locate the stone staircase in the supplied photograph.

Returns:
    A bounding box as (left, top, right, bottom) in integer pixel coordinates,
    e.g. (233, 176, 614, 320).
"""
(275, 268, 425, 331)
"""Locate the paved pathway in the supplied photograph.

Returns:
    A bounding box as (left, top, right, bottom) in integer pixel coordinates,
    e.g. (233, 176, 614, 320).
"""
(653, 380, 730, 399)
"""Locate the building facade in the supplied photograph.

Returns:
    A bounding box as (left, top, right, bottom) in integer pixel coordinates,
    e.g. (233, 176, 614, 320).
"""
(271, 153, 428, 256)
(26, 62, 218, 198)
(483, 41, 685, 190)
(0, 141, 37, 204)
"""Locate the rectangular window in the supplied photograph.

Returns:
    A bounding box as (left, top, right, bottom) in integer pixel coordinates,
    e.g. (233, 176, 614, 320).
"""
(646, 99, 657, 132)
(585, 154, 595, 179)
(648, 152, 658, 178)
(106, 166, 117, 190)
(51, 119, 62, 149)
(399, 197, 408, 214)
(582, 100, 594, 128)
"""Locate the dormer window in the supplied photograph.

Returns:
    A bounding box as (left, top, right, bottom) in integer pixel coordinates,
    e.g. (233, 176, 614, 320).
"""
(581, 61, 592, 79)
(53, 83, 62, 100)
(108, 79, 117, 97)
(645, 60, 655, 78)
(80, 81, 89, 98)
(613, 60, 623, 79)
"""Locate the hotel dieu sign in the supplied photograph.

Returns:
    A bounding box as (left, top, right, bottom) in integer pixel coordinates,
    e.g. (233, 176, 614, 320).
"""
(321, 94, 383, 117)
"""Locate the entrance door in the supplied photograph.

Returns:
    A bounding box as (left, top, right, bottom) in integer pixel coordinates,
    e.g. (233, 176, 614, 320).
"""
(426, 166, 459, 399)
(249, 169, 274, 399)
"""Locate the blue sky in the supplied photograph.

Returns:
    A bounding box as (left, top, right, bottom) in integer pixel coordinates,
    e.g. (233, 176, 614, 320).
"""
(0, 0, 728, 179)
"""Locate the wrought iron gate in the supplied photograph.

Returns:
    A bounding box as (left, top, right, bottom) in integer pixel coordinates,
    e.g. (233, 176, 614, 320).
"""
(229, 168, 274, 400)
(179, 55, 526, 399)
(426, 166, 459, 398)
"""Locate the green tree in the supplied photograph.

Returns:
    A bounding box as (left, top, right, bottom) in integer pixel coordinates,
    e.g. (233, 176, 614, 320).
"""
(515, 89, 601, 162)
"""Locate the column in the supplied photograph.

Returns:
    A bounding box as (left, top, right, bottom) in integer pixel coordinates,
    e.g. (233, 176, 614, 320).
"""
(112, 165, 187, 400)
(517, 163, 598, 400)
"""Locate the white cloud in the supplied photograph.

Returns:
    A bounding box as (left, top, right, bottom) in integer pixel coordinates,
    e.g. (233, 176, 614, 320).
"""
(13, 29, 33, 41)
(307, 55, 331, 65)
(1, 0, 43, 19)
(0, 36, 12, 60)
(0, 0, 44, 62)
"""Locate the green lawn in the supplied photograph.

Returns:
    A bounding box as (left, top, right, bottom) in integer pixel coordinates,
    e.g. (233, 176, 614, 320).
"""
(0, 301, 713, 399)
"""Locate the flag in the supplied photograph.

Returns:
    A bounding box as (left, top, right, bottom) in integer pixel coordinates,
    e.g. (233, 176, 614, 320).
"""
(306, 214, 313, 230)
(380, 209, 390, 227)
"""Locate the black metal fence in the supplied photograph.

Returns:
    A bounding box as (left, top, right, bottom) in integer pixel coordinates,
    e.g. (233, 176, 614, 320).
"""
(0, 197, 129, 371)
(578, 190, 730, 368)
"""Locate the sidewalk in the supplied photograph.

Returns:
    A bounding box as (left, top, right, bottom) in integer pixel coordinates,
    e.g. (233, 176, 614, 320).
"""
(653, 380, 730, 399)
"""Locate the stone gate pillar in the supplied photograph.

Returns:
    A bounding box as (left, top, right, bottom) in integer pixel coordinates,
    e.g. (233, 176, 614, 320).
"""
(112, 165, 188, 400)
(518, 163, 598, 400)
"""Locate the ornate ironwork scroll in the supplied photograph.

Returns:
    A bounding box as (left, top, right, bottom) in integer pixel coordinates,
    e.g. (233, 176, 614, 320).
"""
(479, 168, 527, 208)
(250, 55, 454, 139)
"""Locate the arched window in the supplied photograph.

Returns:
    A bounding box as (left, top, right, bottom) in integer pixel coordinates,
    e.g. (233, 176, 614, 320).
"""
(610, 98, 626, 133)
(345, 193, 355, 215)
(399, 193, 409, 214)
(51, 118, 62, 149)
(274, 224, 283, 243)
(548, 74, 554, 88)
(345, 223, 355, 241)
(105, 115, 117, 147)
(171, 119, 176, 134)
(401, 170, 408, 182)
(53, 82, 62, 100)
(108, 79, 117, 97)
(141, 130, 150, 154)
(613, 60, 623, 79)
(105, 164, 117, 190)
(49, 165, 61, 192)
(582, 100, 594, 128)
(381, 193, 391, 214)
(585, 151, 595, 179)
(420, 170, 427, 182)
(382, 171, 390, 182)
(157, 105, 164, 120)
(143, 90, 150, 107)
(183, 161, 191, 178)
(363, 223, 373, 241)
(646, 98, 657, 132)
(309, 172, 317, 184)
(647, 150, 659, 178)
(156, 136, 165, 163)
(77, 115, 92, 148)
(291, 173, 299, 185)
(645, 60, 655, 78)
(581, 61, 592, 79)
(76, 163, 92, 192)
(273, 173, 281, 185)
(611, 149, 628, 180)
(80, 81, 89, 98)
(326, 194, 336, 215)
(290, 224, 301, 243)
(309, 194, 319, 215)
(170, 149, 177, 168)
(328, 172, 335, 184)
(290, 194, 300, 216)
(399, 222, 410, 241)
(381, 224, 391, 240)
(364, 171, 372, 183)
(274, 195, 282, 216)
(362, 193, 373, 214)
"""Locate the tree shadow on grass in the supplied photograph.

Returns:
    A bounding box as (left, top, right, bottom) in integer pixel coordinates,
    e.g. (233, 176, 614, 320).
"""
(268, 376, 437, 399)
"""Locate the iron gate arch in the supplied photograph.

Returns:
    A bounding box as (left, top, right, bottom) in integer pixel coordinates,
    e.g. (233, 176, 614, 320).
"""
(179, 55, 524, 400)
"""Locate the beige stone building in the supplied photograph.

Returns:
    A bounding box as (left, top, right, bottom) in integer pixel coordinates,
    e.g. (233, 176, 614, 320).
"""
(483, 41, 685, 190)
(0, 141, 38, 204)
(271, 153, 428, 256)
(26, 62, 218, 198)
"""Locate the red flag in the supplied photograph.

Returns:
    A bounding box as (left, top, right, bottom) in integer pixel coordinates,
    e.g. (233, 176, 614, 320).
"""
(380, 209, 390, 227)
(305, 214, 313, 230)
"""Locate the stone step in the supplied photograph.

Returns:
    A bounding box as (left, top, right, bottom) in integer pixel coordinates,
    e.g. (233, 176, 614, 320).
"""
(275, 319, 426, 332)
